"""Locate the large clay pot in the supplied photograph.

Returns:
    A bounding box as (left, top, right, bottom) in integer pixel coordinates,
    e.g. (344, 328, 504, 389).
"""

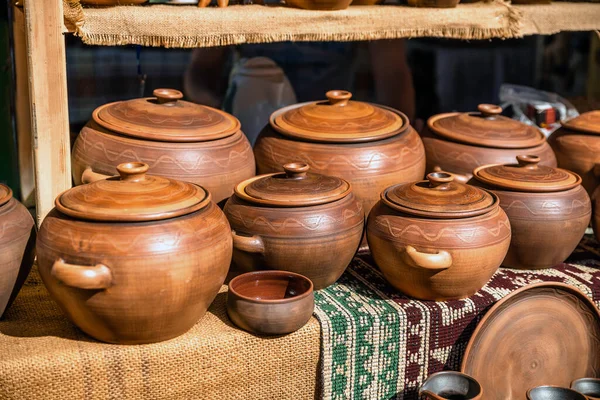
(72, 88, 255, 205)
(0, 184, 35, 318)
(549, 110, 600, 196)
(367, 172, 511, 300)
(593, 185, 600, 244)
(253, 90, 426, 226)
(224, 162, 364, 290)
(423, 104, 556, 183)
(37, 162, 232, 344)
(473, 155, 591, 270)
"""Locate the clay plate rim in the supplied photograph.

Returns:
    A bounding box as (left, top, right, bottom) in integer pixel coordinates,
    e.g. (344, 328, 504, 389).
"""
(228, 270, 314, 305)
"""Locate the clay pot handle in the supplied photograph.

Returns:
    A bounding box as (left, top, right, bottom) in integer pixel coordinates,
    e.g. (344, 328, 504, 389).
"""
(232, 230, 265, 254)
(427, 172, 454, 190)
(81, 167, 111, 184)
(117, 162, 149, 182)
(51, 259, 113, 290)
(432, 166, 471, 183)
(478, 104, 502, 118)
(283, 162, 309, 179)
(405, 245, 452, 270)
(516, 155, 540, 169)
(153, 88, 183, 105)
(418, 389, 447, 400)
(326, 90, 352, 107)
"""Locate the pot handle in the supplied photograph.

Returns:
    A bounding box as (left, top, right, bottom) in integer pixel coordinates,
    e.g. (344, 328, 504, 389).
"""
(432, 166, 471, 183)
(51, 259, 113, 290)
(231, 230, 265, 254)
(405, 245, 452, 270)
(81, 167, 112, 184)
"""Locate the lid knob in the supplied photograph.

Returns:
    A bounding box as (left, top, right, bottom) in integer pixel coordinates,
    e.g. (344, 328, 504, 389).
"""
(326, 90, 352, 107)
(153, 88, 183, 105)
(116, 162, 149, 182)
(283, 162, 310, 179)
(516, 155, 541, 169)
(478, 104, 502, 118)
(427, 172, 454, 190)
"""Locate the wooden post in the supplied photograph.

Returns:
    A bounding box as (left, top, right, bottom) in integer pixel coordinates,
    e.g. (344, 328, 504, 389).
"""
(22, 0, 72, 226)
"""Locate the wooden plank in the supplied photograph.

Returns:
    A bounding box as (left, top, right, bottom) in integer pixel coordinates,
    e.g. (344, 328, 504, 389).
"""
(23, 0, 72, 226)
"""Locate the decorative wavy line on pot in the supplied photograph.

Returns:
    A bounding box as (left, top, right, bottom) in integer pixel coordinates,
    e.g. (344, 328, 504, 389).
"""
(77, 184, 192, 205)
(426, 145, 485, 167)
(374, 217, 511, 244)
(80, 133, 253, 171)
(503, 198, 591, 216)
(283, 114, 394, 131)
(109, 106, 222, 126)
(438, 119, 532, 140)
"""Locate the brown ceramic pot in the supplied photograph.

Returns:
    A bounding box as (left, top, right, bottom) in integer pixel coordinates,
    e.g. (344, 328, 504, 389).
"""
(367, 172, 511, 300)
(254, 90, 426, 230)
(593, 185, 600, 244)
(423, 104, 557, 183)
(36, 162, 232, 344)
(223, 162, 364, 290)
(473, 155, 591, 270)
(549, 111, 600, 196)
(0, 185, 35, 318)
(227, 270, 314, 335)
(72, 88, 255, 205)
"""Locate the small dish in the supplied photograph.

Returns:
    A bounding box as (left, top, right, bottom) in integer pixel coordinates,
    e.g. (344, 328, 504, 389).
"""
(571, 378, 600, 400)
(527, 386, 587, 400)
(227, 270, 314, 335)
(419, 371, 482, 400)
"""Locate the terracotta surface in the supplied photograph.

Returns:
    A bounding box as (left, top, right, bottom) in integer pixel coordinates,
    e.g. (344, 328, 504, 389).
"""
(366, 172, 511, 300)
(571, 378, 600, 400)
(594, 185, 600, 244)
(72, 89, 255, 204)
(423, 104, 556, 182)
(284, 0, 352, 10)
(527, 387, 587, 400)
(226, 270, 314, 335)
(462, 283, 600, 400)
(473, 155, 591, 270)
(80, 0, 147, 4)
(36, 163, 233, 344)
(407, 0, 459, 7)
(549, 111, 600, 196)
(0, 184, 35, 318)
(420, 371, 483, 400)
(224, 163, 364, 290)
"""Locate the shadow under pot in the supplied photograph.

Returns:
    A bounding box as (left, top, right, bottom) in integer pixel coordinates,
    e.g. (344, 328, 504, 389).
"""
(473, 155, 591, 270)
(71, 88, 255, 205)
(0, 184, 35, 318)
(422, 104, 556, 183)
(367, 172, 511, 300)
(549, 111, 600, 196)
(571, 378, 600, 400)
(36, 162, 233, 344)
(419, 371, 483, 400)
(223, 162, 364, 290)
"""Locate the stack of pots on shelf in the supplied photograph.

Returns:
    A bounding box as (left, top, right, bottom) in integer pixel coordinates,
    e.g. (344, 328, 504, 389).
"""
(422, 104, 557, 182)
(71, 88, 255, 205)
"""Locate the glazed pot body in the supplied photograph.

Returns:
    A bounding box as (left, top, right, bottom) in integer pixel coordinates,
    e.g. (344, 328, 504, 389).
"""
(72, 121, 256, 204)
(36, 203, 232, 344)
(224, 193, 364, 290)
(0, 198, 35, 318)
(492, 185, 591, 269)
(254, 124, 426, 218)
(366, 202, 511, 300)
(422, 128, 557, 182)
(549, 127, 600, 196)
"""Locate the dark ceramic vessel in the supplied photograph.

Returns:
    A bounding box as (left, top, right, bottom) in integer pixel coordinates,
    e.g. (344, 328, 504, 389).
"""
(571, 378, 600, 400)
(419, 371, 482, 400)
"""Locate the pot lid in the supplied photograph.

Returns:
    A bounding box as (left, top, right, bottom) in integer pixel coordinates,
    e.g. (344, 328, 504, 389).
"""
(473, 155, 581, 192)
(561, 110, 600, 135)
(56, 162, 210, 222)
(270, 90, 408, 143)
(428, 104, 546, 149)
(382, 172, 496, 218)
(0, 184, 12, 207)
(93, 88, 240, 142)
(234, 162, 351, 207)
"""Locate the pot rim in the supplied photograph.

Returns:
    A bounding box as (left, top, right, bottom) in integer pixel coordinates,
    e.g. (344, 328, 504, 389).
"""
(0, 183, 12, 207)
(228, 270, 314, 304)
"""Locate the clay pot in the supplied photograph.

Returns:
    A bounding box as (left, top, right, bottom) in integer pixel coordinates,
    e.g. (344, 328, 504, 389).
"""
(36, 162, 232, 344)
(254, 90, 426, 231)
(367, 172, 511, 300)
(0, 185, 35, 318)
(423, 104, 556, 183)
(571, 378, 600, 400)
(473, 155, 591, 270)
(285, 0, 352, 9)
(223, 162, 364, 290)
(594, 186, 600, 244)
(419, 371, 483, 400)
(227, 270, 314, 335)
(549, 111, 600, 196)
(72, 88, 255, 205)
(527, 386, 587, 400)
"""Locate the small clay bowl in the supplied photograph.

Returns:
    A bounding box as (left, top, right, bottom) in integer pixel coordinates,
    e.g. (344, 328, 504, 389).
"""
(527, 386, 587, 400)
(571, 378, 600, 400)
(227, 270, 314, 335)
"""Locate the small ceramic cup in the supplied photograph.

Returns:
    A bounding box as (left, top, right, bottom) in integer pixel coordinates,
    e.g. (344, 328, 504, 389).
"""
(571, 378, 600, 400)
(527, 386, 588, 400)
(227, 270, 314, 335)
(419, 371, 483, 400)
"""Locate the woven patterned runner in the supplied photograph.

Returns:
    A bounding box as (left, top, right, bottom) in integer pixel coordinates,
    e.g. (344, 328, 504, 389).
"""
(314, 235, 600, 400)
